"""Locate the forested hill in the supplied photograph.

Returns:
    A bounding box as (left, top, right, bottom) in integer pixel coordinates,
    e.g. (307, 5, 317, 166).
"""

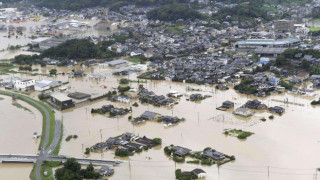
(1, 0, 189, 10)
(215, 0, 312, 6)
(1, 0, 313, 10)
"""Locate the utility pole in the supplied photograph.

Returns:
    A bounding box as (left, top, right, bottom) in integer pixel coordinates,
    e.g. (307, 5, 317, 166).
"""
(100, 129, 103, 142)
(268, 166, 270, 180)
(82, 144, 84, 155)
(129, 157, 132, 180)
(117, 115, 119, 130)
(223, 114, 225, 131)
(197, 112, 200, 126)
(218, 165, 220, 180)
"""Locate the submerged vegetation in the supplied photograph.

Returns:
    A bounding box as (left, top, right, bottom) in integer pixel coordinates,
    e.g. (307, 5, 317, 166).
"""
(65, 135, 78, 142)
(224, 129, 254, 139)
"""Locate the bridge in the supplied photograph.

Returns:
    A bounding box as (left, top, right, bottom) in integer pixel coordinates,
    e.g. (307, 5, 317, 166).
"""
(0, 154, 121, 166)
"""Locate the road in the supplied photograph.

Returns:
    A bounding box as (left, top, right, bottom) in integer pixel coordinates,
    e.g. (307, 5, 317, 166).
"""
(1, 91, 120, 180)
(0, 154, 120, 166)
(16, 95, 57, 180)
(0, 91, 61, 180)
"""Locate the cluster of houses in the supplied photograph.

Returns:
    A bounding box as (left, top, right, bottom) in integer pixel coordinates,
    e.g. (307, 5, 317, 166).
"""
(232, 99, 285, 117)
(245, 100, 267, 110)
(165, 145, 234, 165)
(138, 88, 175, 106)
(176, 168, 206, 179)
(132, 110, 184, 126)
(91, 105, 130, 117)
(188, 93, 212, 101)
(92, 132, 160, 155)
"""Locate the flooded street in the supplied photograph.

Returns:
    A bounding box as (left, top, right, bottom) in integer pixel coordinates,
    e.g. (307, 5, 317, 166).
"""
(1, 64, 320, 179)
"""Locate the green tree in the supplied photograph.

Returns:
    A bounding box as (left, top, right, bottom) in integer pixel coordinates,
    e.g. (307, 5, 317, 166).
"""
(49, 69, 57, 76)
(152, 138, 162, 145)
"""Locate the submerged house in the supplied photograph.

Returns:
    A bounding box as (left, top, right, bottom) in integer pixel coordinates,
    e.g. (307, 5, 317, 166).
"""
(95, 166, 114, 176)
(269, 106, 285, 114)
(50, 92, 75, 110)
(172, 146, 192, 157)
(202, 149, 225, 161)
(233, 107, 253, 117)
(245, 100, 267, 110)
(222, 100, 234, 109)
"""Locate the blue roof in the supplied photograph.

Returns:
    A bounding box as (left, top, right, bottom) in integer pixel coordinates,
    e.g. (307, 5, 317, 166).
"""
(258, 60, 270, 64)
(269, 78, 280, 82)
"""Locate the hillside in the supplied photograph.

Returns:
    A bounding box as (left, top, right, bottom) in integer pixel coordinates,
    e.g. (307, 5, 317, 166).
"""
(147, 4, 205, 22)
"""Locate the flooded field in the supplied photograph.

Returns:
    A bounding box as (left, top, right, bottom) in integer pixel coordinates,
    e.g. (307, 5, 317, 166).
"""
(0, 95, 41, 155)
(0, 163, 33, 180)
(1, 64, 320, 179)
(0, 17, 113, 60)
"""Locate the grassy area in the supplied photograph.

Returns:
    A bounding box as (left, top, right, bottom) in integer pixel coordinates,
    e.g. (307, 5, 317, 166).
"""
(309, 27, 320, 32)
(129, 79, 147, 83)
(40, 161, 62, 180)
(29, 163, 37, 180)
(165, 25, 184, 35)
(0, 63, 16, 75)
(137, 71, 152, 79)
(30, 161, 62, 180)
(12, 102, 31, 112)
(125, 57, 141, 64)
(51, 122, 63, 156)
(224, 129, 254, 139)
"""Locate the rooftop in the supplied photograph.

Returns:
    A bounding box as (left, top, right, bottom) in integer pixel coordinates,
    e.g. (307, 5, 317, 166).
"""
(108, 59, 128, 66)
(51, 93, 72, 102)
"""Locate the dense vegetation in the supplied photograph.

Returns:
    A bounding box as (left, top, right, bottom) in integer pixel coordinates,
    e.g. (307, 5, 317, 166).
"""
(3, 0, 188, 10)
(12, 38, 121, 65)
(224, 129, 254, 139)
(41, 39, 98, 59)
(212, 1, 275, 24)
(175, 169, 198, 180)
(55, 158, 100, 180)
(147, 4, 205, 21)
(275, 48, 320, 75)
(215, 0, 312, 6)
(234, 79, 258, 94)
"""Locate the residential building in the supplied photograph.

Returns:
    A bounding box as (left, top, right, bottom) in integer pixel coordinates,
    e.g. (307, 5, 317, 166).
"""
(233, 108, 253, 117)
(14, 79, 35, 91)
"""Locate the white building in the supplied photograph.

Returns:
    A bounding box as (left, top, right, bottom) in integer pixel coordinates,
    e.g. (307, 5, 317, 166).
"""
(192, 169, 206, 178)
(34, 80, 53, 91)
(34, 80, 63, 91)
(117, 96, 130, 103)
(14, 79, 36, 91)
(233, 108, 253, 117)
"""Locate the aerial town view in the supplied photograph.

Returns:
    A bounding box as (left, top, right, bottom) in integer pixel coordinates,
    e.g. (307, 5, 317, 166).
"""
(1, 0, 320, 179)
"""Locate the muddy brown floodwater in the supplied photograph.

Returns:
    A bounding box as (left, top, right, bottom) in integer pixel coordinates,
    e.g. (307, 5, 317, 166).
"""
(0, 163, 34, 180)
(0, 95, 41, 155)
(1, 64, 320, 180)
